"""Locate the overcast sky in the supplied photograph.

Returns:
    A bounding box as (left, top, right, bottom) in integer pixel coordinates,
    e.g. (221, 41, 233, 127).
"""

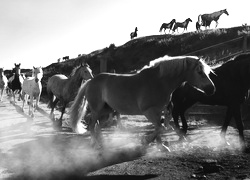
(0, 0, 249, 69)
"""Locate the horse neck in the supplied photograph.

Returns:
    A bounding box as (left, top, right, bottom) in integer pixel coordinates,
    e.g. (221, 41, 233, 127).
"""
(219, 61, 250, 91)
(159, 62, 187, 93)
(212, 10, 224, 19)
(67, 71, 84, 88)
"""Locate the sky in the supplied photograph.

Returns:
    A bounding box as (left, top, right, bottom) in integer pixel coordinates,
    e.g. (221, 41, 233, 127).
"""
(0, 0, 249, 70)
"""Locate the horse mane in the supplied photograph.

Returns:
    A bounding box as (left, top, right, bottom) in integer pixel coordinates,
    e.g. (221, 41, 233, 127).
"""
(140, 55, 203, 77)
(69, 65, 81, 78)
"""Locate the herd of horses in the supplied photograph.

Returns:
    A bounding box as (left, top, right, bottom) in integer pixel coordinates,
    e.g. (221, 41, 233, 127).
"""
(157, 9, 228, 34)
(0, 53, 250, 152)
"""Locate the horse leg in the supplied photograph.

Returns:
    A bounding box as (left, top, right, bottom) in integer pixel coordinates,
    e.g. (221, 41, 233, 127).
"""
(22, 93, 26, 112)
(29, 95, 34, 118)
(180, 111, 188, 139)
(89, 112, 103, 149)
(116, 112, 124, 129)
(50, 97, 59, 121)
(232, 105, 245, 149)
(35, 95, 40, 111)
(0, 89, 3, 101)
(220, 107, 232, 146)
(172, 106, 182, 137)
(215, 21, 218, 28)
(143, 107, 170, 152)
(57, 104, 66, 129)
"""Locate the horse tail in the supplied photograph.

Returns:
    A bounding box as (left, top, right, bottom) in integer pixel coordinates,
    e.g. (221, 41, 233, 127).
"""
(70, 80, 90, 134)
(159, 24, 163, 32)
(198, 14, 201, 24)
(46, 83, 54, 108)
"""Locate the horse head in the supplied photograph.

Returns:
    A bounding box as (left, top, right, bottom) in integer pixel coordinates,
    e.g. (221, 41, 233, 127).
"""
(74, 63, 93, 82)
(14, 63, 21, 75)
(33, 66, 43, 83)
(185, 57, 215, 96)
(223, 9, 229, 16)
(186, 18, 192, 23)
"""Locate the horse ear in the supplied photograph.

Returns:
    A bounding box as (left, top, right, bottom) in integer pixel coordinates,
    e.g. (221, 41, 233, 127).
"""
(33, 66, 36, 69)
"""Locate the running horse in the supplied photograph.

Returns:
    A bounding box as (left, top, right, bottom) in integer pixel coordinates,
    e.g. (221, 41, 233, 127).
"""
(130, 27, 138, 39)
(70, 55, 215, 151)
(172, 18, 192, 33)
(22, 67, 43, 118)
(159, 19, 176, 34)
(8, 63, 24, 103)
(198, 9, 229, 29)
(171, 53, 250, 152)
(47, 63, 93, 129)
(0, 68, 8, 101)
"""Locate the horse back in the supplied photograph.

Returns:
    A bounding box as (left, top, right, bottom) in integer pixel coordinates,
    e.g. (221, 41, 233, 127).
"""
(86, 72, 167, 114)
(47, 74, 68, 97)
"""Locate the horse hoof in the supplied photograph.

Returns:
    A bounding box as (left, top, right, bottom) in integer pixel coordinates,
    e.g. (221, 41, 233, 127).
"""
(178, 136, 188, 142)
(220, 140, 230, 146)
(157, 143, 171, 152)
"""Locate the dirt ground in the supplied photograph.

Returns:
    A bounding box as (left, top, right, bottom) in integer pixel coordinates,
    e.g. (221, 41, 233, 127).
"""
(0, 94, 250, 180)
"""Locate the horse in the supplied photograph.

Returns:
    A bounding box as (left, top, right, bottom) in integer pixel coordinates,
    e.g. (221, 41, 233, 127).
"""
(0, 68, 8, 101)
(63, 56, 69, 61)
(70, 55, 215, 151)
(130, 27, 138, 39)
(47, 63, 93, 129)
(171, 53, 250, 151)
(22, 67, 43, 118)
(172, 18, 192, 33)
(159, 19, 176, 34)
(8, 63, 24, 103)
(198, 9, 229, 29)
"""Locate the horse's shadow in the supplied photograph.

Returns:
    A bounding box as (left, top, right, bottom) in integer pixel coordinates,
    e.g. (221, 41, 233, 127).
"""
(12, 102, 33, 120)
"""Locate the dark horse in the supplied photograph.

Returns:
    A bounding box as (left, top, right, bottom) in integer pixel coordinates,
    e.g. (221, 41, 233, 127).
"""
(198, 9, 229, 29)
(8, 63, 24, 103)
(171, 53, 250, 151)
(130, 27, 138, 39)
(159, 19, 176, 34)
(172, 18, 192, 33)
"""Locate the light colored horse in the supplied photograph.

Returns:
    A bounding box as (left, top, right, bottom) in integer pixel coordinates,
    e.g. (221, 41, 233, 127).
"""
(70, 55, 215, 151)
(22, 66, 43, 118)
(159, 19, 176, 34)
(172, 18, 192, 33)
(47, 63, 93, 129)
(198, 9, 229, 29)
(0, 68, 8, 101)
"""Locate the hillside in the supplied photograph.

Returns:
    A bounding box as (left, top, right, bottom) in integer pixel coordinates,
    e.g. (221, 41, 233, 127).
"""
(43, 26, 250, 78)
